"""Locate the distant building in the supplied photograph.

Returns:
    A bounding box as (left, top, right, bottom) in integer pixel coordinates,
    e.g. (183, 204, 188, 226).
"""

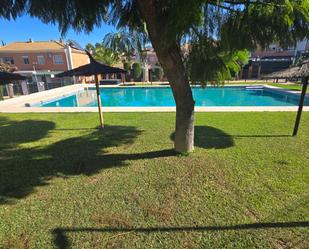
(0, 39, 89, 87)
(121, 48, 161, 82)
(240, 39, 309, 79)
(118, 39, 309, 81)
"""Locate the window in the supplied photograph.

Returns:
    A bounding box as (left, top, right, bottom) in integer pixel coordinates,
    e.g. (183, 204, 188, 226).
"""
(22, 56, 30, 64)
(53, 54, 64, 65)
(4, 57, 14, 64)
(37, 55, 45, 65)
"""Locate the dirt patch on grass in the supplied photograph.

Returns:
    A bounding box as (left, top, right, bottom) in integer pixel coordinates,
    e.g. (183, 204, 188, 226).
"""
(272, 236, 309, 249)
(272, 238, 290, 249)
(142, 203, 174, 222)
(31, 190, 50, 201)
(243, 208, 259, 221)
(182, 232, 197, 249)
(91, 213, 132, 228)
(105, 238, 126, 249)
(2, 233, 32, 249)
(141, 195, 176, 223)
(86, 175, 101, 185)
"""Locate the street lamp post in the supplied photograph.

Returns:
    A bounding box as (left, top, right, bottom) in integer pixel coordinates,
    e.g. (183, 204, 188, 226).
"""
(33, 62, 39, 83)
(33, 61, 45, 92)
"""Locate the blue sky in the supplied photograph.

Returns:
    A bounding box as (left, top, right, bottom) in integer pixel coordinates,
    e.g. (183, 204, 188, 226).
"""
(0, 15, 116, 48)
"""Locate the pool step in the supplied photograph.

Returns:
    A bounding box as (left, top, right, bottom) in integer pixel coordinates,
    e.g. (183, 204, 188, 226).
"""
(245, 86, 264, 90)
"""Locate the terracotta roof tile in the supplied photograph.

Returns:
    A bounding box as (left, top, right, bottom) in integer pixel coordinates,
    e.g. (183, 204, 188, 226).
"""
(0, 40, 65, 52)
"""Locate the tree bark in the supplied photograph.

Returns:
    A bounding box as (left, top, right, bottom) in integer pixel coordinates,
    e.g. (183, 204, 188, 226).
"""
(136, 0, 195, 152)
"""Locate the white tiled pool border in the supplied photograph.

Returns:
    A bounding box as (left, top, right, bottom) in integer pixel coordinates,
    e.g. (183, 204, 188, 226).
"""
(0, 83, 308, 113)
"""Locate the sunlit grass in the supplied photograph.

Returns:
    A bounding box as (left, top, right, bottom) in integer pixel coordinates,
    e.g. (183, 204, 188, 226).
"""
(0, 112, 308, 248)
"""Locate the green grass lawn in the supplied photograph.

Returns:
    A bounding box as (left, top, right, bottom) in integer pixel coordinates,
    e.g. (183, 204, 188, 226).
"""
(267, 83, 308, 92)
(223, 81, 309, 92)
(0, 112, 308, 248)
(247, 82, 309, 93)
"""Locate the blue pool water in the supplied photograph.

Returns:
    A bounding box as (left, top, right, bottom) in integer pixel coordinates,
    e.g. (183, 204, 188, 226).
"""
(38, 86, 309, 107)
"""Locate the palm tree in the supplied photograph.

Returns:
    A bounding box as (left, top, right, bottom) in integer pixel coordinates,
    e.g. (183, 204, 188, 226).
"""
(85, 43, 95, 53)
(93, 43, 119, 66)
(85, 43, 120, 66)
(103, 29, 148, 63)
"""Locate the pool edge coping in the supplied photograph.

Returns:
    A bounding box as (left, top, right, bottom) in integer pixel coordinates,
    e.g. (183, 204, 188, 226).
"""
(0, 83, 308, 113)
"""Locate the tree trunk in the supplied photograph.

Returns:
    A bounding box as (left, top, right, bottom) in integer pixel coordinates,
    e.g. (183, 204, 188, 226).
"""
(162, 45, 195, 153)
(136, 0, 195, 152)
(175, 96, 195, 152)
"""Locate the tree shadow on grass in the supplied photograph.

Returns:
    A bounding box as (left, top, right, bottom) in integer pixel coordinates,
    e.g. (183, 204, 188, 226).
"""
(0, 117, 176, 204)
(233, 134, 291, 138)
(51, 221, 309, 249)
(0, 117, 55, 149)
(170, 126, 234, 149)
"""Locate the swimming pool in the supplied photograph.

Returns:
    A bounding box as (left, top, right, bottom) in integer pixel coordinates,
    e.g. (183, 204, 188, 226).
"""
(36, 86, 309, 107)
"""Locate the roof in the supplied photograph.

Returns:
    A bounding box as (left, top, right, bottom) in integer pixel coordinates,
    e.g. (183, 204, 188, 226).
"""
(298, 59, 309, 77)
(263, 60, 309, 79)
(251, 51, 294, 59)
(0, 71, 26, 83)
(14, 70, 64, 75)
(0, 40, 66, 52)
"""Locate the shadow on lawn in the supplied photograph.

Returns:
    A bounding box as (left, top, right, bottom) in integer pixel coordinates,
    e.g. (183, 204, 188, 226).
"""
(0, 116, 55, 148)
(170, 125, 235, 149)
(0, 118, 237, 203)
(51, 221, 309, 249)
(0, 117, 177, 204)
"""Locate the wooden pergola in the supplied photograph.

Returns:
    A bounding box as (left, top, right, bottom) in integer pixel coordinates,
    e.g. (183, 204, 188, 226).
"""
(264, 59, 309, 136)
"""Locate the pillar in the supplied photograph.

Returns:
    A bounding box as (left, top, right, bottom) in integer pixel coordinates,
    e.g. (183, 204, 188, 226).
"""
(20, 81, 29, 95)
(143, 63, 149, 82)
(6, 83, 14, 98)
(37, 81, 45, 92)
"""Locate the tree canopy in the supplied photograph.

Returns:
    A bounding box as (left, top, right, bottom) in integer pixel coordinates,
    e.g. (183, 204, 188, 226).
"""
(1, 0, 307, 83)
(1, 0, 308, 152)
(103, 29, 148, 62)
(85, 42, 120, 65)
(0, 62, 17, 72)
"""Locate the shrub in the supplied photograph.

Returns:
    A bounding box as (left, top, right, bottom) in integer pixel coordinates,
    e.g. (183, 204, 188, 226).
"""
(151, 69, 157, 81)
(154, 67, 164, 81)
(0, 86, 4, 101)
(123, 61, 131, 81)
(132, 62, 142, 82)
